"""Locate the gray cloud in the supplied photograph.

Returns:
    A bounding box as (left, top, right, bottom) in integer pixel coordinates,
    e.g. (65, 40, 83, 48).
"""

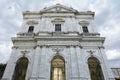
(109, 58, 120, 68)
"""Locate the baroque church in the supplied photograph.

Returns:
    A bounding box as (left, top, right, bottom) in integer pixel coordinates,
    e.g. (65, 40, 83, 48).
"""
(2, 4, 115, 80)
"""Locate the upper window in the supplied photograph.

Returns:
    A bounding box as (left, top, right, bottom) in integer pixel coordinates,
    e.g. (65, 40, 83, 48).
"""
(55, 24, 61, 31)
(82, 26, 88, 33)
(28, 26, 34, 33)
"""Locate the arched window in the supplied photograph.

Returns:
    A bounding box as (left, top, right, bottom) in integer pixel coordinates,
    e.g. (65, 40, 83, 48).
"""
(88, 57, 104, 80)
(12, 57, 28, 80)
(51, 55, 65, 80)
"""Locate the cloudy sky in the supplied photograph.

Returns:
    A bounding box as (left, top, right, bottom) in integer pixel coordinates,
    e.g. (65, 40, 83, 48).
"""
(0, 0, 120, 68)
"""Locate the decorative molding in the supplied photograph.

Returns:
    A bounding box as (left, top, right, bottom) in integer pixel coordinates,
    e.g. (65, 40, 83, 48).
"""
(21, 50, 30, 57)
(12, 46, 18, 49)
(51, 18, 65, 23)
(27, 20, 38, 25)
(87, 50, 95, 57)
(56, 7, 61, 11)
(79, 20, 90, 26)
(52, 48, 64, 54)
(38, 41, 79, 46)
(40, 4, 77, 13)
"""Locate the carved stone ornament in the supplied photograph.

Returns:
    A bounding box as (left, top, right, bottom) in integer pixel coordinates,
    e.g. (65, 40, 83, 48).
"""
(21, 50, 30, 57)
(27, 20, 38, 25)
(56, 7, 61, 11)
(79, 20, 90, 26)
(51, 18, 65, 23)
(52, 48, 64, 54)
(87, 50, 95, 57)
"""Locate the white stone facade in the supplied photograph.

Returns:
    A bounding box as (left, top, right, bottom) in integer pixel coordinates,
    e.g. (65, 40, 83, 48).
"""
(2, 4, 115, 80)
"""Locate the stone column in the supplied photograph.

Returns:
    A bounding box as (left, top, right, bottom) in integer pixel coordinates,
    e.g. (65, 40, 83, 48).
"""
(30, 45, 42, 80)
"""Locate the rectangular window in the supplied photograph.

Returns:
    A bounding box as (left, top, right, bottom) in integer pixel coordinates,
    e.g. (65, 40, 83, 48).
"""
(82, 26, 88, 33)
(55, 24, 61, 31)
(28, 26, 34, 33)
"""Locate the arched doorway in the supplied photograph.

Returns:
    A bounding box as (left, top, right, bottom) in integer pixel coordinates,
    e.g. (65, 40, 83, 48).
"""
(12, 57, 28, 80)
(51, 55, 65, 80)
(88, 57, 104, 80)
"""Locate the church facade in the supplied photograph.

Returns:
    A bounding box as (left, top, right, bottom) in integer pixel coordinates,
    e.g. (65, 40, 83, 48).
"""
(2, 4, 115, 80)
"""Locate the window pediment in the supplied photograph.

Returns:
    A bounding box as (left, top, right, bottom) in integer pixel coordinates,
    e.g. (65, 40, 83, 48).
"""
(27, 20, 38, 25)
(52, 18, 65, 23)
(40, 4, 77, 13)
(79, 20, 90, 26)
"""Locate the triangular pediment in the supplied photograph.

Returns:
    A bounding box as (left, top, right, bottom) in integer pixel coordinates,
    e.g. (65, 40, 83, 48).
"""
(40, 4, 78, 13)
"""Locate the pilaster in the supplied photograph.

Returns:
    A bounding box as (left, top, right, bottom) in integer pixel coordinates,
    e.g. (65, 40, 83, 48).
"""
(65, 46, 71, 80)
(75, 46, 81, 77)
(69, 46, 79, 80)
(2, 47, 18, 80)
(98, 47, 115, 80)
(30, 45, 42, 79)
(38, 46, 47, 79)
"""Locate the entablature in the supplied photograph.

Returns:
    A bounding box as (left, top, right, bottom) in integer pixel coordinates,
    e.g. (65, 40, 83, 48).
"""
(15, 32, 104, 39)
(12, 33, 105, 47)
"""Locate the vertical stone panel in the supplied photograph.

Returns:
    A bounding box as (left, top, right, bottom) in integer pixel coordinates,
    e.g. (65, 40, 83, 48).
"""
(38, 46, 47, 78)
(75, 46, 81, 78)
(98, 47, 115, 80)
(2, 47, 18, 80)
(69, 46, 79, 80)
(64, 47, 71, 80)
(31, 46, 42, 79)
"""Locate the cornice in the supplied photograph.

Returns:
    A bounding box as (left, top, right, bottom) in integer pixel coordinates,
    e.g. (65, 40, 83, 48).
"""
(23, 11, 94, 16)
(81, 37, 105, 43)
(11, 35, 105, 44)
